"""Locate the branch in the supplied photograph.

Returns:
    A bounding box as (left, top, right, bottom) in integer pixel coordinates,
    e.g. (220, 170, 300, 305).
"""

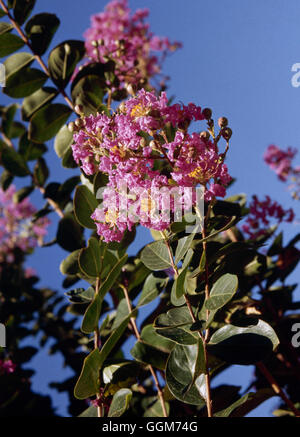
(0, 0, 74, 111)
(257, 362, 300, 417)
(119, 284, 168, 418)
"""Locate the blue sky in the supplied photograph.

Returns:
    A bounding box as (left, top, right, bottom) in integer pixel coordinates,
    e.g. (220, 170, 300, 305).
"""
(1, 0, 300, 417)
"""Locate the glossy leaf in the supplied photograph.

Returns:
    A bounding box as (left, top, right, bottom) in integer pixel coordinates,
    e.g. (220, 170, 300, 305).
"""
(1, 145, 30, 177)
(0, 33, 24, 57)
(4, 52, 34, 80)
(22, 87, 58, 120)
(74, 185, 98, 230)
(141, 240, 173, 271)
(137, 273, 168, 307)
(98, 253, 128, 297)
(48, 40, 85, 88)
(74, 349, 101, 400)
(208, 320, 280, 365)
(81, 292, 103, 334)
(108, 389, 132, 417)
(205, 273, 238, 311)
(25, 13, 60, 55)
(78, 237, 102, 278)
(12, 0, 36, 25)
(60, 250, 80, 276)
(166, 343, 206, 406)
(54, 124, 73, 158)
(29, 103, 72, 143)
(56, 214, 84, 252)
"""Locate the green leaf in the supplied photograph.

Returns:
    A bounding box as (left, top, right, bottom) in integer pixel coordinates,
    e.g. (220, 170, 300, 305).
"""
(74, 185, 98, 230)
(155, 326, 198, 346)
(75, 316, 132, 399)
(25, 13, 60, 55)
(140, 240, 173, 271)
(60, 249, 81, 275)
(13, 185, 34, 202)
(137, 273, 168, 307)
(205, 273, 238, 311)
(48, 40, 85, 88)
(208, 320, 280, 365)
(29, 103, 72, 143)
(65, 287, 94, 304)
(78, 237, 102, 277)
(81, 292, 103, 334)
(175, 233, 195, 264)
(33, 157, 48, 186)
(0, 23, 13, 35)
(0, 33, 24, 57)
(166, 343, 206, 406)
(74, 349, 101, 400)
(171, 249, 193, 306)
(144, 400, 170, 417)
(54, 124, 73, 158)
(12, 0, 36, 25)
(0, 170, 13, 191)
(56, 214, 84, 252)
(108, 389, 132, 417)
(22, 87, 58, 120)
(131, 341, 169, 370)
(18, 133, 47, 160)
(61, 146, 77, 168)
(78, 406, 97, 417)
(1, 145, 30, 177)
(71, 70, 105, 115)
(154, 307, 194, 329)
(98, 253, 128, 297)
(111, 299, 131, 331)
(140, 325, 174, 353)
(4, 52, 34, 80)
(214, 389, 274, 417)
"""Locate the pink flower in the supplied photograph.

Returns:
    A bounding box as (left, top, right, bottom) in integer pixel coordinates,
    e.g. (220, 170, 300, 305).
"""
(242, 195, 294, 240)
(0, 186, 50, 263)
(72, 90, 232, 242)
(0, 359, 16, 374)
(83, 0, 181, 90)
(264, 144, 300, 199)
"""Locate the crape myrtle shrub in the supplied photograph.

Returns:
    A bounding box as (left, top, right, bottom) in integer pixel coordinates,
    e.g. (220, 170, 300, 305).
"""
(0, 0, 299, 418)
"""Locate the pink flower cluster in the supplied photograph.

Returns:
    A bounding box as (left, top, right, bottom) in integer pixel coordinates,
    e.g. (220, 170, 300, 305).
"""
(264, 145, 300, 199)
(72, 89, 232, 242)
(242, 195, 294, 240)
(0, 359, 16, 375)
(84, 0, 181, 89)
(0, 186, 50, 263)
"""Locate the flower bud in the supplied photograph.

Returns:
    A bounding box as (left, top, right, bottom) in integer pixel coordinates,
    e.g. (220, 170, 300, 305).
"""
(200, 131, 210, 141)
(75, 118, 85, 128)
(218, 117, 228, 128)
(126, 83, 135, 96)
(74, 104, 84, 115)
(140, 137, 146, 147)
(91, 40, 98, 47)
(202, 108, 212, 120)
(68, 122, 76, 133)
(118, 102, 126, 113)
(222, 127, 232, 140)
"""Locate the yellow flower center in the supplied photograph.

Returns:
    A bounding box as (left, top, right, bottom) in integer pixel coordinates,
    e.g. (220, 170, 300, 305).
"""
(105, 209, 118, 227)
(131, 103, 149, 118)
(140, 195, 156, 213)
